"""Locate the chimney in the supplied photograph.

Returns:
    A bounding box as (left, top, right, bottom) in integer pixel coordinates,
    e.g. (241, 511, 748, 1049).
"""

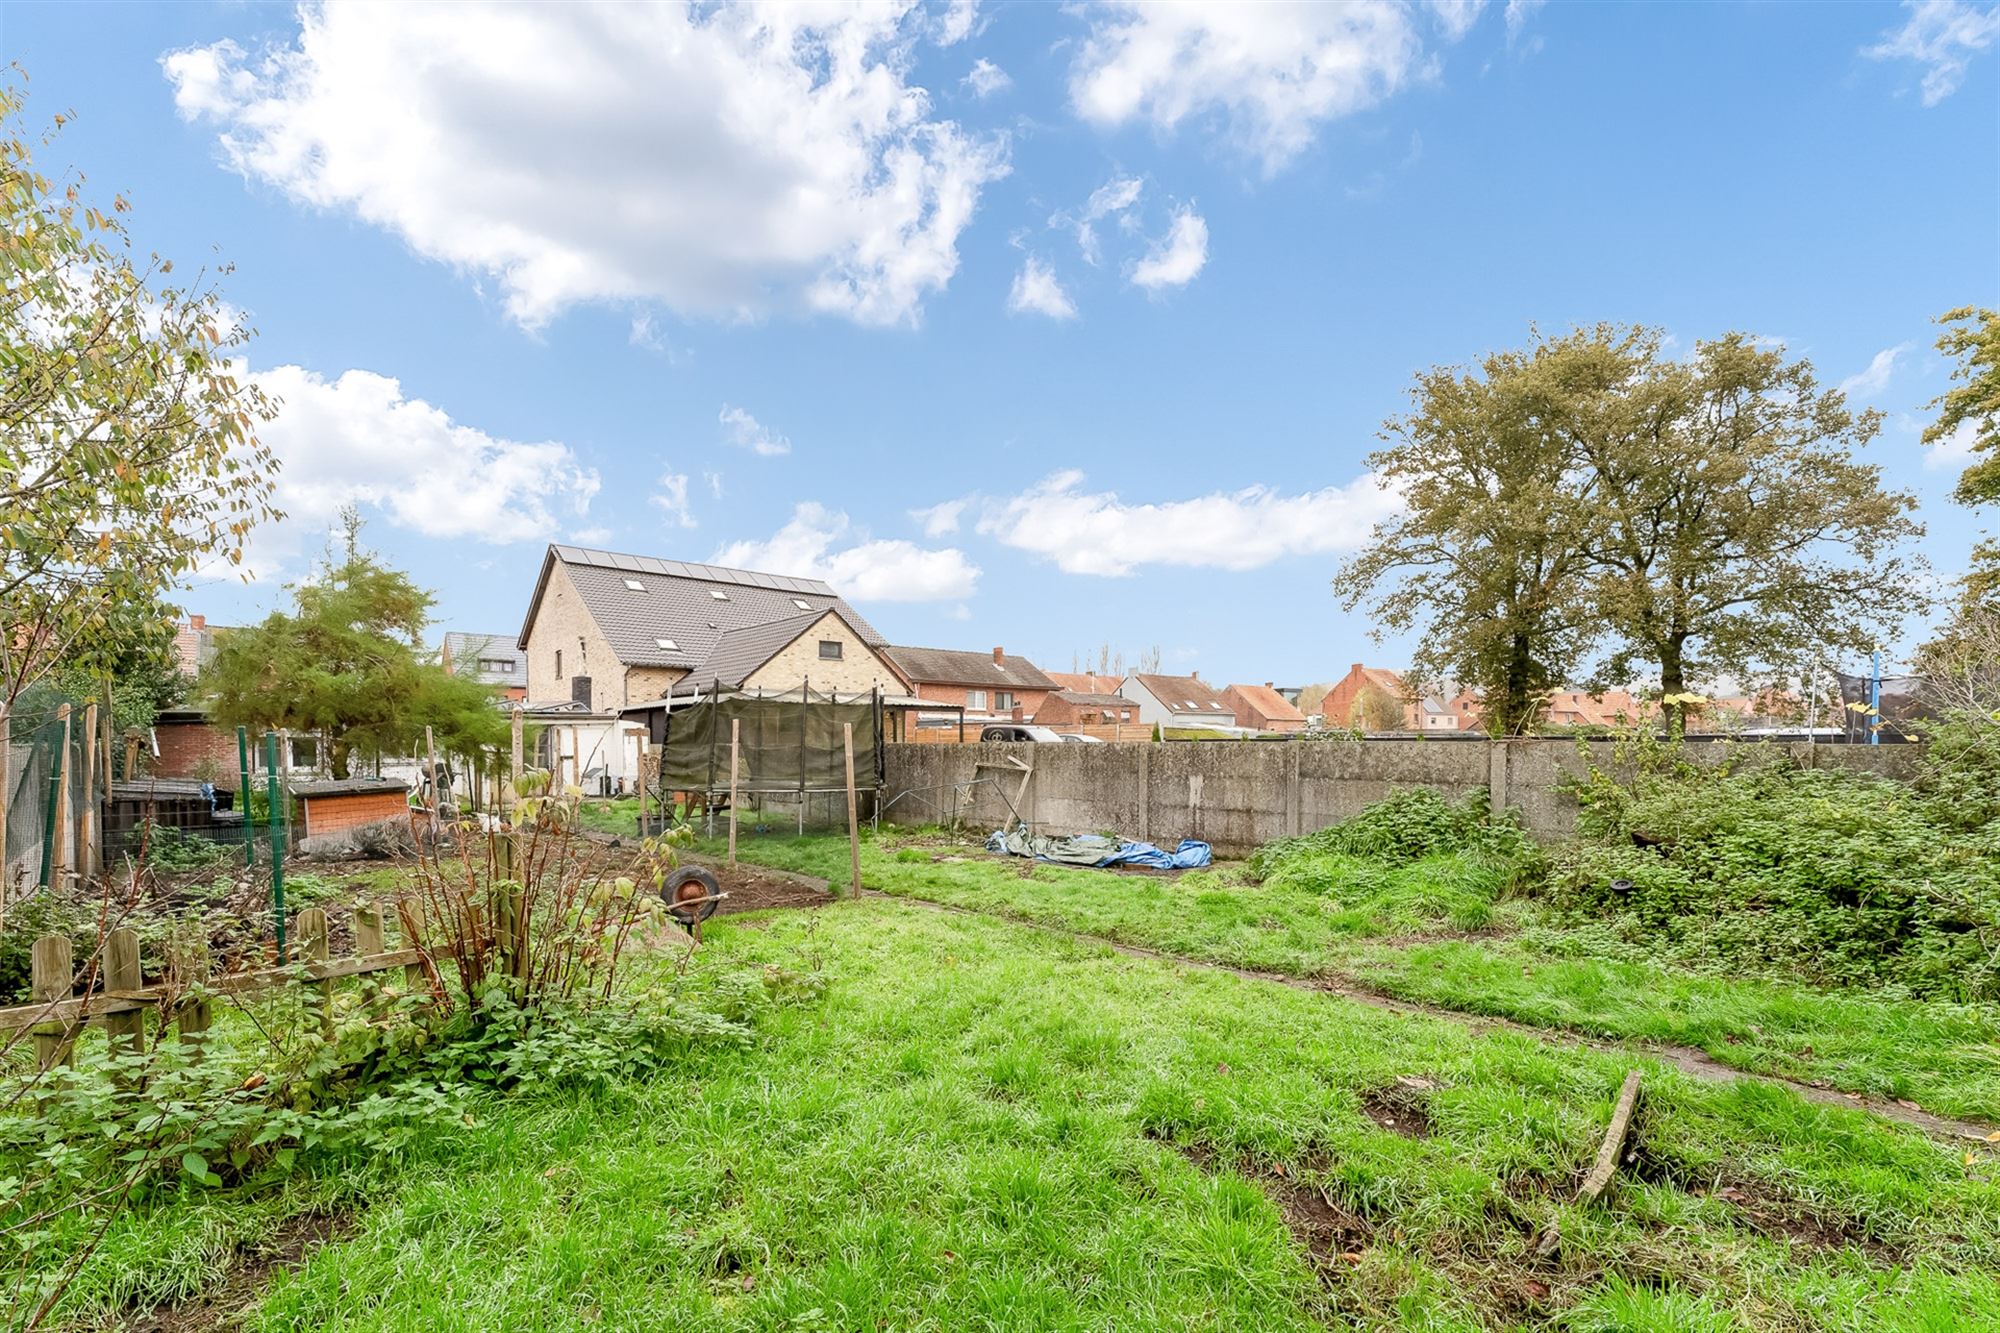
(190, 615, 206, 631)
(993, 646, 1005, 664)
(1265, 681, 1274, 689)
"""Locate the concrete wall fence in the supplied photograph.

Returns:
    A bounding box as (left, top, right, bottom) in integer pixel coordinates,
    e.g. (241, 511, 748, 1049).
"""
(880, 738, 1919, 854)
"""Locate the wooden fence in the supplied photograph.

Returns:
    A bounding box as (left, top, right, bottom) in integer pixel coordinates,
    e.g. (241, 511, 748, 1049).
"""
(0, 904, 425, 1069)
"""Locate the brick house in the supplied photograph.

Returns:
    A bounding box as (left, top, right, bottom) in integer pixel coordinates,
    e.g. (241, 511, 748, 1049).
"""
(1118, 673, 1237, 730)
(1047, 671, 1125, 696)
(172, 615, 232, 677)
(1035, 690, 1139, 732)
(441, 631, 528, 701)
(516, 544, 909, 711)
(1220, 682, 1307, 732)
(882, 646, 1056, 728)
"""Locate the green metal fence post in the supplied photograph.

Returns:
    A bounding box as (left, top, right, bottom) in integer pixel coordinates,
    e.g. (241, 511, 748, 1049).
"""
(236, 726, 255, 870)
(37, 761, 59, 890)
(264, 731, 286, 960)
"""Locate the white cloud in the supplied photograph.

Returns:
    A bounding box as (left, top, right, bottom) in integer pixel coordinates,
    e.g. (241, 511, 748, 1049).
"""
(1055, 174, 1146, 265)
(1926, 419, 1981, 471)
(163, 4, 1007, 329)
(964, 58, 1012, 97)
(935, 0, 980, 45)
(1504, 0, 1546, 36)
(974, 470, 1401, 576)
(1007, 256, 1078, 319)
(1069, 2, 1424, 172)
(628, 314, 680, 360)
(1838, 343, 1911, 400)
(703, 470, 726, 500)
(571, 525, 615, 545)
(1129, 207, 1209, 290)
(246, 365, 599, 576)
(714, 502, 979, 601)
(651, 470, 695, 527)
(1426, 0, 1487, 40)
(911, 498, 968, 536)
(1867, 0, 2000, 105)
(719, 405, 792, 457)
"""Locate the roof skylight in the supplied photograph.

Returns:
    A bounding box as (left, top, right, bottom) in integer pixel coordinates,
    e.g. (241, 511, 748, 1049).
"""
(710, 589, 730, 601)
(623, 578, 646, 592)
(792, 598, 812, 610)
(655, 638, 679, 651)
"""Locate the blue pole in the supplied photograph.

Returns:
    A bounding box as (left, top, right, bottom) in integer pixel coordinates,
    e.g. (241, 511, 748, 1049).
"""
(1869, 650, 1882, 746)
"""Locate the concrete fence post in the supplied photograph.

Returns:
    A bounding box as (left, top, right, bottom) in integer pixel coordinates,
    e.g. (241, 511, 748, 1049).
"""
(1487, 739, 1510, 818)
(1137, 744, 1151, 843)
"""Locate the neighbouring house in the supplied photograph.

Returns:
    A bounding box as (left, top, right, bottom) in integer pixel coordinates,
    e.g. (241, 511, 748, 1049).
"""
(1047, 671, 1126, 697)
(1035, 690, 1140, 733)
(1119, 674, 1238, 731)
(883, 645, 1056, 733)
(151, 707, 320, 790)
(172, 615, 232, 677)
(1321, 664, 1423, 730)
(441, 631, 528, 701)
(1542, 689, 1645, 728)
(516, 544, 909, 713)
(1220, 682, 1308, 733)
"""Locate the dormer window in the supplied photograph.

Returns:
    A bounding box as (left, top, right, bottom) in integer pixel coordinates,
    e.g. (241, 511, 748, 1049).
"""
(623, 579, 646, 592)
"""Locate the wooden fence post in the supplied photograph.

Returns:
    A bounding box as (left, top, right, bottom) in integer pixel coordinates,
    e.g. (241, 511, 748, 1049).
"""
(172, 929, 213, 1052)
(0, 700, 10, 912)
(353, 901, 384, 1008)
(48, 704, 70, 888)
(104, 926, 144, 1072)
(77, 702, 98, 883)
(31, 933, 72, 1070)
(296, 907, 333, 1038)
(728, 719, 740, 868)
(509, 707, 524, 819)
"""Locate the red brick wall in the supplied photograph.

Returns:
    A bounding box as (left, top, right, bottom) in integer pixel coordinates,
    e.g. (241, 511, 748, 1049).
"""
(154, 721, 243, 789)
(299, 791, 410, 838)
(913, 683, 1054, 717)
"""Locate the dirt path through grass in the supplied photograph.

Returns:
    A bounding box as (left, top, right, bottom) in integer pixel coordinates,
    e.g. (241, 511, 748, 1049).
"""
(691, 849, 2000, 1143)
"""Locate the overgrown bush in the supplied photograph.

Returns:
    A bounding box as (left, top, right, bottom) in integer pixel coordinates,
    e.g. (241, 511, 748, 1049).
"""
(1248, 787, 1532, 875)
(1552, 750, 2000, 1000)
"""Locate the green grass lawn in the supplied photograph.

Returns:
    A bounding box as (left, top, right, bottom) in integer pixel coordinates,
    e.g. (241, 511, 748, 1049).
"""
(693, 830, 2000, 1124)
(73, 898, 2000, 1331)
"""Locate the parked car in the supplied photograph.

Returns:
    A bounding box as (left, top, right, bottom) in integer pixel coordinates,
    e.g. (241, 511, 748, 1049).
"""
(1057, 732, 1105, 743)
(980, 724, 1066, 743)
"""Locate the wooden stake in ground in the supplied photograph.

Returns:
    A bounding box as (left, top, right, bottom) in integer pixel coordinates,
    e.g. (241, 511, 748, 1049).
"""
(728, 718, 740, 868)
(424, 725, 441, 835)
(31, 932, 72, 1070)
(48, 704, 70, 889)
(104, 926, 144, 1072)
(0, 700, 10, 915)
(843, 721, 862, 897)
(509, 706, 523, 817)
(1536, 1068, 1643, 1258)
(76, 702, 98, 883)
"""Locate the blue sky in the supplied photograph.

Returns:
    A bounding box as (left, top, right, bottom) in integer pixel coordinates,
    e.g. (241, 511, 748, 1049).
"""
(4, 1, 1996, 687)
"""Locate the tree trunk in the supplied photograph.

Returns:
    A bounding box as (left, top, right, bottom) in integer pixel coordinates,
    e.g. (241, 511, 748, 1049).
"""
(1659, 637, 1688, 737)
(330, 737, 353, 781)
(1494, 633, 1539, 736)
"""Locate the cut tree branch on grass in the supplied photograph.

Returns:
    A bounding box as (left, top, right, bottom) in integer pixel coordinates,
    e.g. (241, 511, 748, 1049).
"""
(1536, 1068, 1643, 1257)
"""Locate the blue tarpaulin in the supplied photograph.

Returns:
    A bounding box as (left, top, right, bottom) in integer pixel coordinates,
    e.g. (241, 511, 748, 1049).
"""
(984, 828, 1212, 870)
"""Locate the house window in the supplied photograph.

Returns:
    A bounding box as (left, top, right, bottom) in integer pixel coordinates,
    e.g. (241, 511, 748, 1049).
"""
(622, 578, 646, 592)
(711, 589, 730, 601)
(994, 691, 1015, 711)
(555, 649, 563, 677)
(478, 658, 514, 674)
(966, 690, 986, 710)
(792, 598, 812, 611)
(818, 640, 843, 660)
(655, 638, 679, 651)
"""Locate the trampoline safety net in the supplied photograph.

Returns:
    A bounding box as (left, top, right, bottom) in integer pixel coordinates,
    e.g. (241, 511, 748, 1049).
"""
(653, 686, 883, 812)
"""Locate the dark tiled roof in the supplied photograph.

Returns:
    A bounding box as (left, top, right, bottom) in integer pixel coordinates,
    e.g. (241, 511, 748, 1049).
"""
(884, 645, 1055, 691)
(443, 631, 525, 685)
(522, 544, 884, 667)
(689, 611, 827, 689)
(1127, 673, 1232, 715)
